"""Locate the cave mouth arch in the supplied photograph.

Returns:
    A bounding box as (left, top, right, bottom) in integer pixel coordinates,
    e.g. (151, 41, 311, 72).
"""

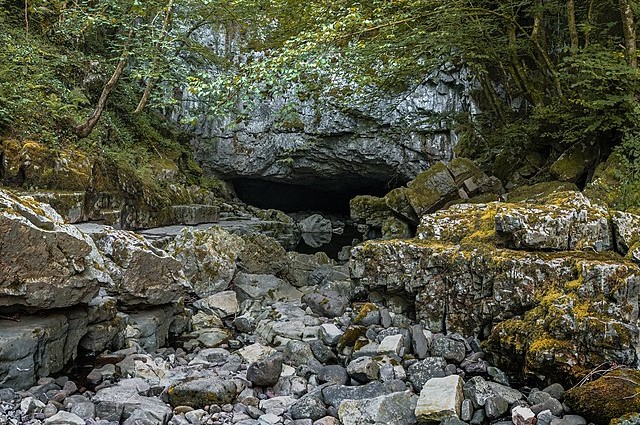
(232, 177, 403, 214)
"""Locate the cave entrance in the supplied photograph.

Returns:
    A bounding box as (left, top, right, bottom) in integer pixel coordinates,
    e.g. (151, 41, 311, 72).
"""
(232, 177, 402, 259)
(232, 177, 399, 215)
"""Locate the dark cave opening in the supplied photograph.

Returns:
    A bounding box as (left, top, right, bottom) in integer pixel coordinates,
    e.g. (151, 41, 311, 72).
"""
(232, 177, 399, 214)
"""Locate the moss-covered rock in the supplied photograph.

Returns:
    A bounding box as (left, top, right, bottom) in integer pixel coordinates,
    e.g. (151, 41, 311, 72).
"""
(565, 369, 640, 425)
(507, 181, 580, 203)
(1, 139, 93, 190)
(166, 226, 244, 298)
(384, 187, 418, 224)
(449, 157, 487, 186)
(238, 232, 288, 275)
(611, 413, 640, 425)
(550, 142, 599, 183)
(495, 191, 613, 252)
(353, 190, 640, 383)
(417, 203, 497, 245)
(350, 195, 391, 227)
(405, 161, 459, 216)
(381, 216, 412, 239)
(583, 152, 625, 209)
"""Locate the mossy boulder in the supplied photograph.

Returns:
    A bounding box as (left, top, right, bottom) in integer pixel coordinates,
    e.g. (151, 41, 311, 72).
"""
(1, 139, 93, 190)
(405, 162, 459, 216)
(22, 191, 86, 223)
(350, 195, 391, 227)
(166, 226, 244, 298)
(238, 232, 288, 275)
(583, 152, 625, 209)
(417, 203, 497, 245)
(353, 191, 640, 383)
(384, 187, 418, 224)
(449, 157, 486, 184)
(565, 369, 640, 425)
(611, 413, 640, 425)
(550, 142, 599, 183)
(507, 181, 579, 203)
(494, 191, 613, 252)
(381, 216, 412, 239)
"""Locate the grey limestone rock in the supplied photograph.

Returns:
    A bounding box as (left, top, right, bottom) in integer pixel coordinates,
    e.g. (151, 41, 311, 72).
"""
(338, 391, 418, 425)
(247, 355, 283, 387)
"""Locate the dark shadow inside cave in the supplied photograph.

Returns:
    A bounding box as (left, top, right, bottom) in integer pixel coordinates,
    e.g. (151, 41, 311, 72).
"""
(232, 177, 399, 214)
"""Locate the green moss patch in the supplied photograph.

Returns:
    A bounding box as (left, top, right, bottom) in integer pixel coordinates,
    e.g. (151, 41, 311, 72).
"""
(565, 369, 640, 425)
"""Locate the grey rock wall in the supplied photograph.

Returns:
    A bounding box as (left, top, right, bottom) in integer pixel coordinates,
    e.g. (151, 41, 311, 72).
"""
(180, 67, 475, 191)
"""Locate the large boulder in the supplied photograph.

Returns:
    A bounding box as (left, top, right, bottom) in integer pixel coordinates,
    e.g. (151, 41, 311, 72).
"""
(92, 381, 172, 423)
(0, 140, 92, 190)
(405, 162, 459, 216)
(494, 192, 612, 251)
(166, 226, 244, 297)
(167, 377, 239, 408)
(565, 369, 640, 425)
(415, 375, 464, 422)
(338, 391, 418, 425)
(87, 226, 190, 306)
(0, 189, 108, 309)
(549, 142, 599, 183)
(238, 232, 288, 275)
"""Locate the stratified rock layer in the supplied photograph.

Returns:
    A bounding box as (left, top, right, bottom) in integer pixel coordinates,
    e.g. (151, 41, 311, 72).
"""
(0, 190, 108, 309)
(351, 190, 640, 382)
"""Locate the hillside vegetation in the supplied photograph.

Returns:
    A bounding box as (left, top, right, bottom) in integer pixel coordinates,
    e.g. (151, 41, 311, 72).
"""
(1, 0, 640, 208)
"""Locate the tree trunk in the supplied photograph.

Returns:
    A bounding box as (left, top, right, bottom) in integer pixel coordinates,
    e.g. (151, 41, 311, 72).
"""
(531, 0, 545, 48)
(620, 0, 637, 67)
(134, 0, 175, 114)
(566, 0, 579, 53)
(585, 0, 595, 47)
(76, 27, 134, 138)
(508, 23, 541, 106)
(24, 0, 29, 41)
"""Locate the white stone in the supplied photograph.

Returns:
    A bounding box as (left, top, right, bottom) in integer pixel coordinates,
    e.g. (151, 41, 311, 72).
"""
(415, 375, 463, 422)
(320, 323, 343, 346)
(281, 364, 297, 377)
(258, 412, 283, 424)
(43, 411, 85, 425)
(21, 397, 45, 415)
(512, 405, 536, 425)
(259, 396, 295, 416)
(197, 290, 239, 317)
(378, 334, 404, 356)
(237, 343, 276, 363)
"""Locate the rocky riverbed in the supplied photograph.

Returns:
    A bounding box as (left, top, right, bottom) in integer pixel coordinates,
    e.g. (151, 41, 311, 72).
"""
(2, 158, 640, 425)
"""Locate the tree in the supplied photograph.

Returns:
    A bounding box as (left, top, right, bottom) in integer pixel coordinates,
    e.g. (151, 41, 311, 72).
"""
(204, 0, 639, 167)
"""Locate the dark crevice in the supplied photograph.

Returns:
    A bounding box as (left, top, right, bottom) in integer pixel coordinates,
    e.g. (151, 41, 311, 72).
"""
(232, 177, 400, 214)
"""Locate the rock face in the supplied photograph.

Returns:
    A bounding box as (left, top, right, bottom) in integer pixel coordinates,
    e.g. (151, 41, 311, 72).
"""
(351, 190, 640, 382)
(188, 71, 474, 193)
(0, 313, 87, 390)
(0, 189, 108, 309)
